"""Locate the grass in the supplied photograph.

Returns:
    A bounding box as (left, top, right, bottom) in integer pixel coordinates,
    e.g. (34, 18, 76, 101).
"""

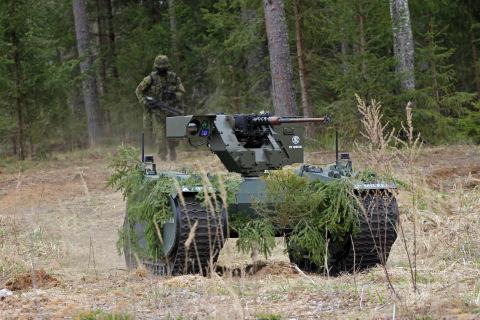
(73, 309, 133, 320)
(1, 104, 480, 318)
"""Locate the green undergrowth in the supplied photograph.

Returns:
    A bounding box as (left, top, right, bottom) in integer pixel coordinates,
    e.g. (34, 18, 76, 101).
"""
(106, 145, 239, 260)
(236, 169, 361, 266)
(255, 312, 282, 320)
(73, 309, 133, 320)
(460, 101, 480, 143)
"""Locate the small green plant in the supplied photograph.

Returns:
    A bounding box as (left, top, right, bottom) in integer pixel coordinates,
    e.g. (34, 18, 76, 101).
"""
(228, 210, 252, 232)
(255, 312, 282, 320)
(267, 293, 283, 300)
(73, 309, 133, 320)
(236, 218, 276, 259)
(368, 290, 374, 303)
(376, 290, 384, 304)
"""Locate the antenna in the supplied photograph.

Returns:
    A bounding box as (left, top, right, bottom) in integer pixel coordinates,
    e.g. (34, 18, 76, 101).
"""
(142, 132, 145, 164)
(335, 130, 339, 162)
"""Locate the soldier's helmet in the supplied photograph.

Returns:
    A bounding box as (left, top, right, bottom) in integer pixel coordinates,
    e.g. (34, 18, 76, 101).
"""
(154, 55, 171, 69)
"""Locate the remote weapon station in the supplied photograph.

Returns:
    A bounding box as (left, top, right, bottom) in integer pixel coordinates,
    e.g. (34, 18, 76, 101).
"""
(124, 112, 399, 275)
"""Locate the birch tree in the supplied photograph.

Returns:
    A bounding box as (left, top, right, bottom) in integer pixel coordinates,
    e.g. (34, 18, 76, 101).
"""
(263, 0, 298, 117)
(73, 0, 103, 146)
(390, 0, 415, 93)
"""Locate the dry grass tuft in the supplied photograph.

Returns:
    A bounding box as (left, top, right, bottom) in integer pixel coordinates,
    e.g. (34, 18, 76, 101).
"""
(0, 214, 65, 285)
(354, 94, 480, 316)
(132, 266, 149, 278)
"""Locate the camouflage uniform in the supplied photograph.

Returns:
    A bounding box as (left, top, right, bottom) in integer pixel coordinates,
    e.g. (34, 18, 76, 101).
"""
(136, 55, 185, 160)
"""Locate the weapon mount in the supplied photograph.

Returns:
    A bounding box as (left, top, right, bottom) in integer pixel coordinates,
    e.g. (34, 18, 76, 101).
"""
(167, 112, 331, 177)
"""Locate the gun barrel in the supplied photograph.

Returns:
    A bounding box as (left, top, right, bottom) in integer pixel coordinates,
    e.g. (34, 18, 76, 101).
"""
(268, 115, 332, 126)
(276, 117, 327, 124)
(250, 114, 332, 126)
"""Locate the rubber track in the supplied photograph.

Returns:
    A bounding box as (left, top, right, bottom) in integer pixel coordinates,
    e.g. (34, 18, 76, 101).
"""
(171, 195, 225, 275)
(137, 195, 225, 276)
(291, 192, 399, 274)
(337, 192, 399, 273)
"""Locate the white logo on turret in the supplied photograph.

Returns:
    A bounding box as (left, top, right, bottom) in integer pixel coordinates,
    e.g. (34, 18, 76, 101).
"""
(292, 136, 300, 144)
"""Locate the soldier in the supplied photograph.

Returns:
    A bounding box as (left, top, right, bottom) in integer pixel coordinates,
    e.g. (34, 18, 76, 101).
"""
(136, 55, 185, 161)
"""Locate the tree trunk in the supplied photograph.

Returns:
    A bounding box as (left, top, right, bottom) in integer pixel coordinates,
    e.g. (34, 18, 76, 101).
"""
(11, 135, 16, 156)
(263, 0, 298, 117)
(468, 0, 480, 99)
(357, 5, 366, 54)
(105, 0, 118, 78)
(231, 57, 239, 113)
(24, 99, 34, 159)
(293, 0, 314, 138)
(96, 0, 107, 95)
(73, 0, 103, 147)
(10, 0, 24, 160)
(29, 135, 34, 158)
(96, 0, 111, 133)
(356, 4, 367, 77)
(389, 0, 415, 92)
(243, 8, 270, 110)
(427, 14, 441, 112)
(168, 0, 180, 69)
(341, 38, 349, 73)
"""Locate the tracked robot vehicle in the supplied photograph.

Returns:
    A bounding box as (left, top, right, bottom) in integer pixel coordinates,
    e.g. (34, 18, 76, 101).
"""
(124, 112, 399, 276)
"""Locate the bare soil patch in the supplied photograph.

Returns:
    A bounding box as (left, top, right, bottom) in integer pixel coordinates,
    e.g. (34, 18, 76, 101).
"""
(4, 269, 60, 291)
(416, 146, 480, 189)
(254, 264, 299, 278)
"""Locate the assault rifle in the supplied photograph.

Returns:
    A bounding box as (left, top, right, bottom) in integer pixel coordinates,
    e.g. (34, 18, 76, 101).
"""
(145, 96, 184, 116)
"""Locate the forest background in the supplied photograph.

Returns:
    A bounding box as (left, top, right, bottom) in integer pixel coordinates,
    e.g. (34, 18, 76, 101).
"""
(1, 0, 480, 160)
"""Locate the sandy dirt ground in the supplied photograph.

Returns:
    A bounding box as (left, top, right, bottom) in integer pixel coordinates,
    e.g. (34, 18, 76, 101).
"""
(0, 145, 479, 319)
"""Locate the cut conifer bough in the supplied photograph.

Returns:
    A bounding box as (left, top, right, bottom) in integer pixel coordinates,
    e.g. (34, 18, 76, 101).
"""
(124, 194, 227, 276)
(288, 191, 399, 275)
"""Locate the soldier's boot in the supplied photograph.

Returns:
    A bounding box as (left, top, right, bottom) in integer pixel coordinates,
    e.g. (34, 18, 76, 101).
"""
(158, 149, 167, 162)
(169, 147, 177, 161)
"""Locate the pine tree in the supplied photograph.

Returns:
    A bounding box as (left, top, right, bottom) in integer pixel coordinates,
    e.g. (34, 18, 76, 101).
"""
(293, 0, 314, 138)
(0, 0, 88, 157)
(9, 0, 24, 159)
(390, 0, 415, 94)
(467, 0, 480, 99)
(298, 0, 402, 137)
(415, 18, 477, 139)
(460, 101, 480, 143)
(202, 0, 272, 113)
(73, 0, 104, 147)
(243, 7, 271, 110)
(263, 0, 298, 116)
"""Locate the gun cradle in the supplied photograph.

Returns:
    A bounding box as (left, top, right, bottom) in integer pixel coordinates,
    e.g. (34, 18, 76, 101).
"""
(166, 114, 304, 177)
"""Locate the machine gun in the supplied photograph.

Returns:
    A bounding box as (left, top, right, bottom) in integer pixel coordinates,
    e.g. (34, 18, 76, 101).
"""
(166, 112, 331, 177)
(145, 96, 184, 116)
